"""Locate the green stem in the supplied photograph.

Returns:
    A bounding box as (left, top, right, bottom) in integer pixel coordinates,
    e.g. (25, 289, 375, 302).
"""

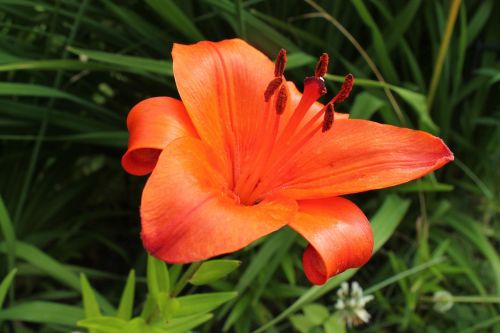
(171, 262, 202, 297)
(427, 0, 461, 112)
(422, 296, 500, 303)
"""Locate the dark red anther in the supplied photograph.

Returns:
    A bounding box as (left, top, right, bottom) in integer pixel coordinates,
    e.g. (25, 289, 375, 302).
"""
(275, 85, 288, 115)
(333, 73, 354, 103)
(264, 77, 283, 102)
(322, 103, 334, 132)
(314, 53, 329, 78)
(274, 48, 287, 77)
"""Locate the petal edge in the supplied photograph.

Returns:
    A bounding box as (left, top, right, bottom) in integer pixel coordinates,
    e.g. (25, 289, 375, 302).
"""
(290, 197, 373, 284)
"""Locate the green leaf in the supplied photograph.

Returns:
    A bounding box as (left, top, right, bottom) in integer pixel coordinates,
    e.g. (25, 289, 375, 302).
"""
(351, 0, 398, 82)
(323, 314, 346, 333)
(0, 59, 117, 72)
(139, 295, 156, 321)
(147, 255, 170, 297)
(0, 301, 83, 326)
(176, 292, 237, 317)
(0, 268, 17, 309)
(123, 317, 162, 333)
(0, 241, 79, 289)
(116, 270, 136, 320)
(372, 194, 411, 251)
(80, 273, 102, 319)
(145, 0, 204, 41)
(302, 303, 330, 325)
(350, 91, 386, 119)
(391, 85, 439, 132)
(290, 314, 315, 333)
(190, 260, 241, 285)
(67, 47, 173, 76)
(0, 195, 16, 271)
(0, 83, 116, 118)
(160, 313, 213, 332)
(394, 180, 454, 192)
(77, 316, 127, 333)
(286, 53, 316, 69)
(0, 241, 115, 314)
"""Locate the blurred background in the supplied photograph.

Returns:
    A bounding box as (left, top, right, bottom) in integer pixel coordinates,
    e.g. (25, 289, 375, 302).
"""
(0, 0, 498, 332)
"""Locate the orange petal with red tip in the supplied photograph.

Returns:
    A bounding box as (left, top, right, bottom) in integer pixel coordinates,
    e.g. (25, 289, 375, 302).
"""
(280, 119, 454, 199)
(289, 197, 373, 285)
(122, 97, 197, 176)
(141, 137, 297, 263)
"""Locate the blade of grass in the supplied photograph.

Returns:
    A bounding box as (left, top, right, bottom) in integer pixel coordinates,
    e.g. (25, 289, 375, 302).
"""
(68, 46, 172, 76)
(427, 0, 461, 112)
(235, 0, 246, 39)
(350, 0, 398, 82)
(0, 240, 115, 313)
(304, 0, 406, 126)
(145, 0, 204, 41)
(0, 301, 83, 326)
(0, 195, 16, 273)
(12, 0, 90, 226)
(0, 268, 16, 309)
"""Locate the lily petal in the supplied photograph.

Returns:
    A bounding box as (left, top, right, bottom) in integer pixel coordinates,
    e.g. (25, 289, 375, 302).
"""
(141, 137, 297, 263)
(122, 97, 197, 176)
(279, 119, 454, 199)
(172, 39, 276, 186)
(289, 197, 373, 285)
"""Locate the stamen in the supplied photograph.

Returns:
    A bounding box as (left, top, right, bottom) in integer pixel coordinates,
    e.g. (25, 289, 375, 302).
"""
(275, 85, 288, 115)
(274, 48, 287, 77)
(322, 103, 334, 132)
(332, 73, 354, 103)
(264, 77, 283, 102)
(314, 53, 329, 78)
(275, 76, 326, 144)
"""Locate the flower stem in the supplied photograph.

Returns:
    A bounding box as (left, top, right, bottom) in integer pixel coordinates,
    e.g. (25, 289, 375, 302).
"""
(171, 262, 203, 297)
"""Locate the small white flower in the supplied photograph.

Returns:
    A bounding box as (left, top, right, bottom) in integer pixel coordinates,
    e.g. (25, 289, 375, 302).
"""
(433, 290, 454, 313)
(79, 54, 89, 63)
(335, 281, 373, 327)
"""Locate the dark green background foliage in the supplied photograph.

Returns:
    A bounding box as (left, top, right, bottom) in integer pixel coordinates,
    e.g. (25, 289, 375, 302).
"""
(0, 0, 498, 332)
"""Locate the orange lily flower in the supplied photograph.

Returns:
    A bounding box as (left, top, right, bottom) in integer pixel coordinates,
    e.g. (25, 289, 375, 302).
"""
(122, 39, 453, 285)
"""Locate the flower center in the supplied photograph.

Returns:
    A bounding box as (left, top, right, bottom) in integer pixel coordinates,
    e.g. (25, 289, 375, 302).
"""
(234, 50, 353, 205)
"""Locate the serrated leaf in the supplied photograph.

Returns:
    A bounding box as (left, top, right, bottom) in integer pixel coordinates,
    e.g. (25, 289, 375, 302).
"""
(190, 260, 241, 285)
(175, 292, 237, 317)
(116, 270, 135, 320)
